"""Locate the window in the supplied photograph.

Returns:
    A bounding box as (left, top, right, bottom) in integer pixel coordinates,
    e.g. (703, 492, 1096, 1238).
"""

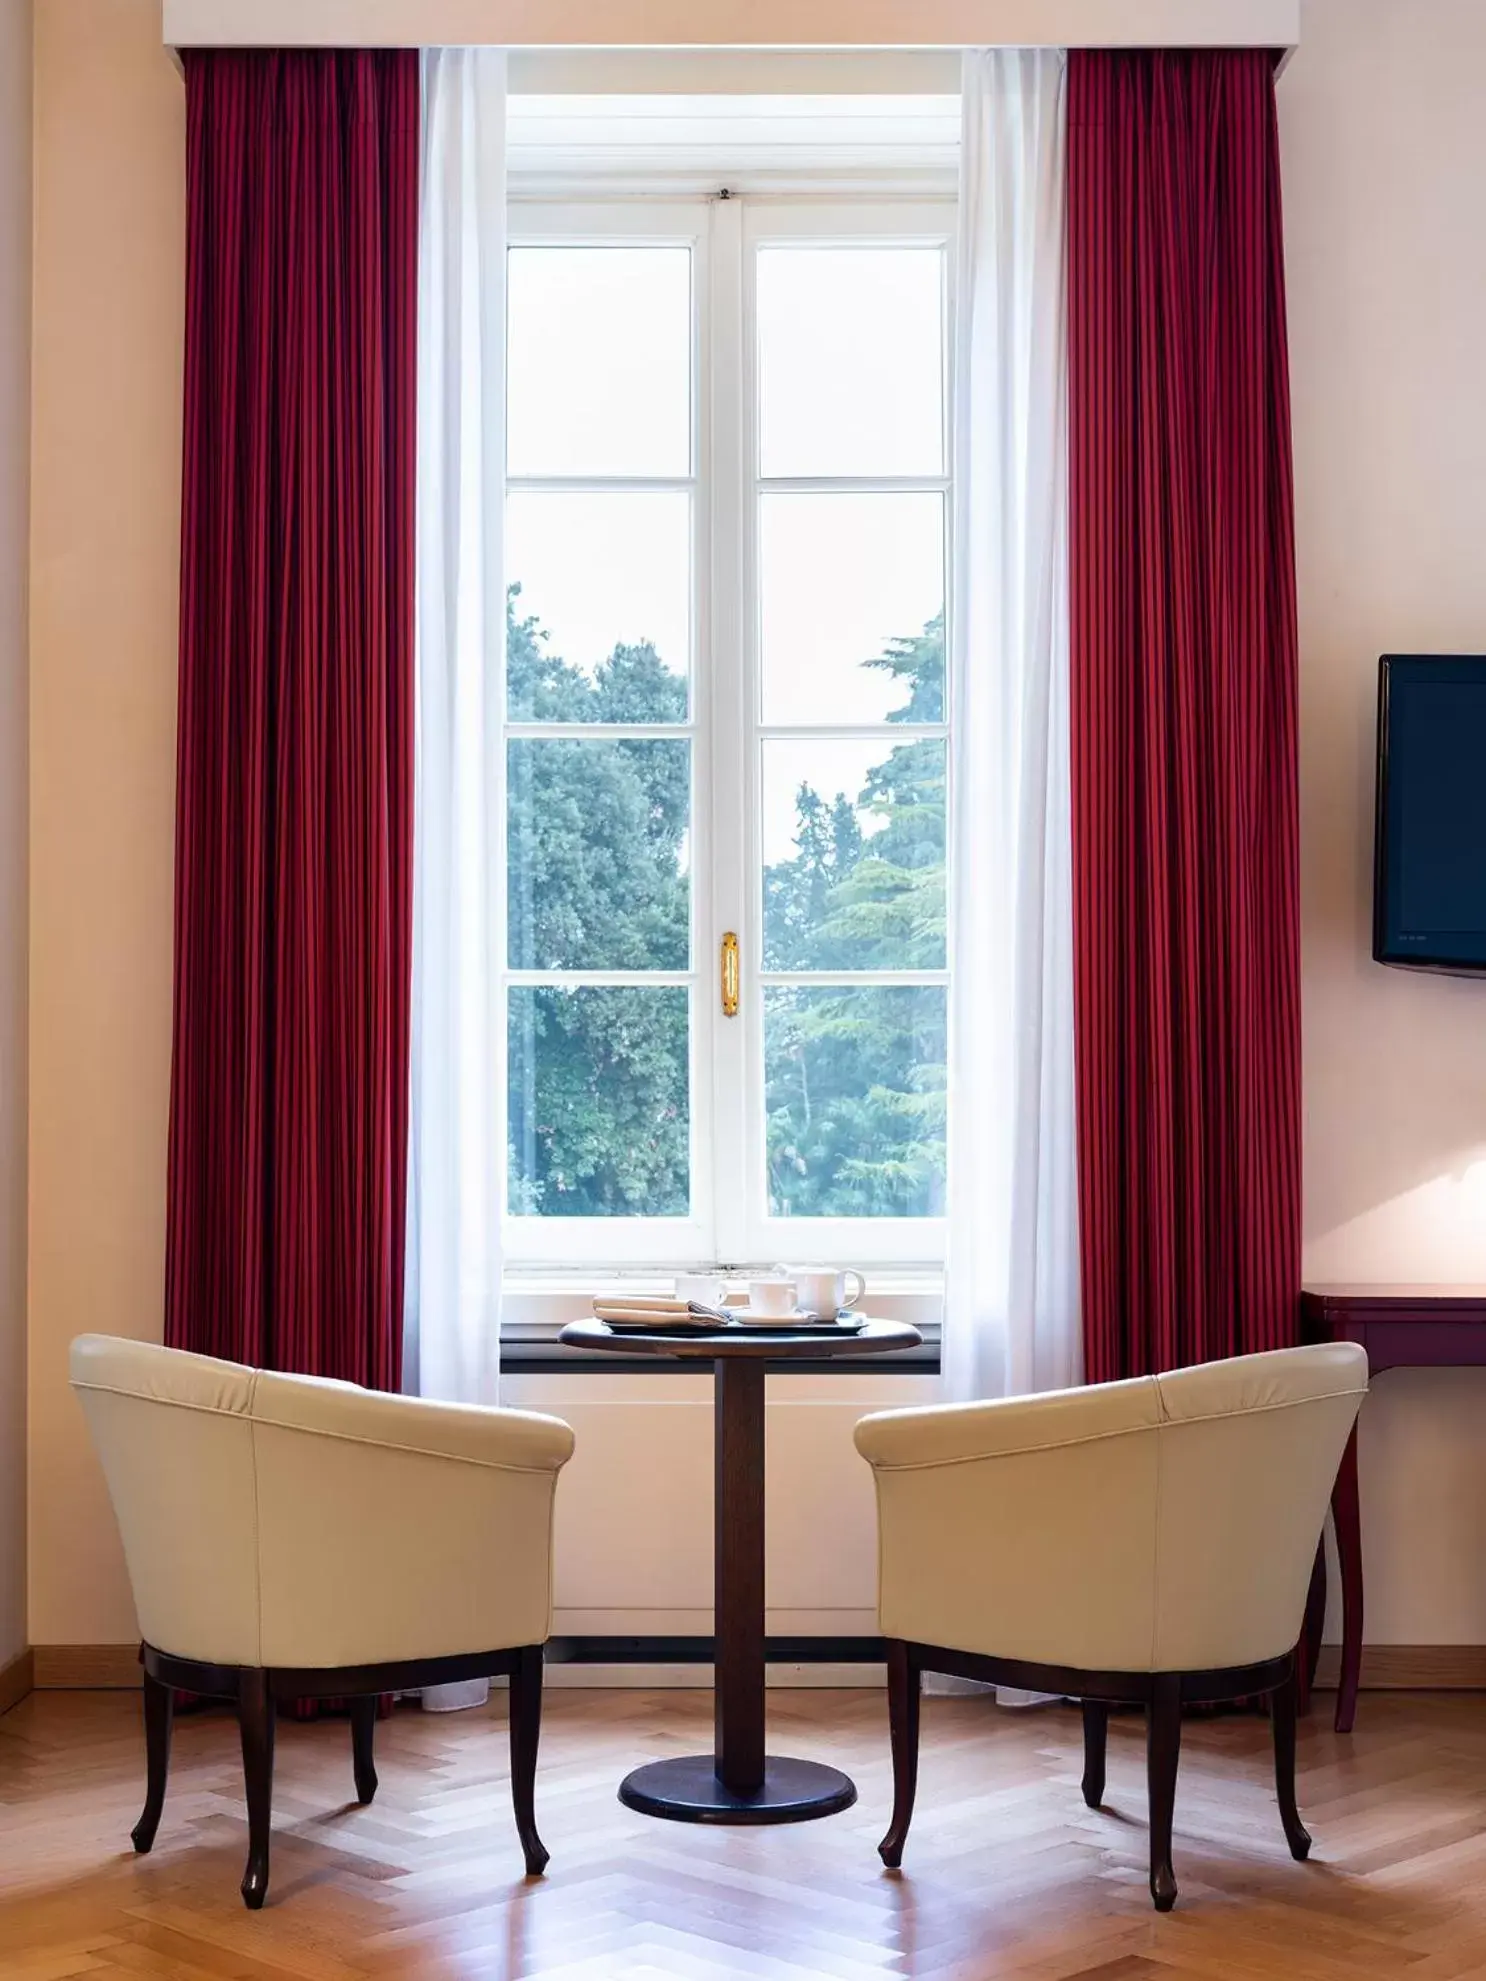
(504, 194, 953, 1268)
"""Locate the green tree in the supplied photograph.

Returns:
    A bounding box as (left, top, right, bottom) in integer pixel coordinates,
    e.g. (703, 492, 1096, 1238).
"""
(762, 615, 947, 1218)
(504, 590, 949, 1224)
(506, 591, 691, 1215)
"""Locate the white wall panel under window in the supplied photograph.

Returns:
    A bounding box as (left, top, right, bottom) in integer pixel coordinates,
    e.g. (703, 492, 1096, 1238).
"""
(504, 1372, 939, 1636)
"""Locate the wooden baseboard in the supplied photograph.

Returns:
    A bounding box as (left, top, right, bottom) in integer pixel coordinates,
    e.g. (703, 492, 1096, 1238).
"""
(26, 1641, 1486, 1694)
(1313, 1644, 1486, 1690)
(0, 1646, 34, 1715)
(33, 1644, 141, 1689)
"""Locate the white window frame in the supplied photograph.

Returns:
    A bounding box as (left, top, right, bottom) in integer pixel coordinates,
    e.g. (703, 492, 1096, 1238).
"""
(504, 187, 955, 1271)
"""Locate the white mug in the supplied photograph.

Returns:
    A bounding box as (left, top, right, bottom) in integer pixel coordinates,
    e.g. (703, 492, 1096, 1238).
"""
(674, 1272, 727, 1309)
(746, 1275, 798, 1318)
(781, 1266, 865, 1318)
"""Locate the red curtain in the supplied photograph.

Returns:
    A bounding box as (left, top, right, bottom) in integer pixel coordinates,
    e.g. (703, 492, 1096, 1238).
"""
(166, 51, 418, 1390)
(1067, 50, 1302, 1381)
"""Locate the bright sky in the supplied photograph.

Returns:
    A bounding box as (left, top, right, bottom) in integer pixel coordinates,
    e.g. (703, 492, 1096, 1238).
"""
(508, 246, 692, 478)
(506, 490, 692, 682)
(755, 245, 945, 480)
(506, 240, 945, 846)
(763, 738, 895, 867)
(759, 492, 942, 726)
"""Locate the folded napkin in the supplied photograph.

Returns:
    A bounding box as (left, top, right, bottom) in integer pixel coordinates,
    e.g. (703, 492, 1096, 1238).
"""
(591, 1295, 736, 1328)
(592, 1295, 690, 1317)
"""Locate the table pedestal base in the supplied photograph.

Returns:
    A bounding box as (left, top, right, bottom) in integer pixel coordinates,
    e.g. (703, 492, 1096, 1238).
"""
(618, 1755, 857, 1825)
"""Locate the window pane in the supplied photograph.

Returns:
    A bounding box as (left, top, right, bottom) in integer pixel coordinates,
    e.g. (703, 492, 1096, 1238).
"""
(765, 986, 946, 1219)
(763, 738, 945, 971)
(508, 738, 690, 971)
(507, 492, 690, 721)
(757, 246, 944, 478)
(760, 493, 944, 726)
(508, 246, 691, 477)
(509, 986, 690, 1217)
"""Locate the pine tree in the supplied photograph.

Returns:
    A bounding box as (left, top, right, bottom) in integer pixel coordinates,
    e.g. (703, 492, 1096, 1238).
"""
(761, 615, 947, 1217)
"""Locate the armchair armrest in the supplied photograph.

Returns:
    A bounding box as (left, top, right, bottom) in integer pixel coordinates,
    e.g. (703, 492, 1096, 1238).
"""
(251, 1371, 575, 1472)
(854, 1375, 1160, 1470)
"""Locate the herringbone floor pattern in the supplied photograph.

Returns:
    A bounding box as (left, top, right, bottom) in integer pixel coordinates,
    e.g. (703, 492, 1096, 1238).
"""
(2, 1687, 1484, 1979)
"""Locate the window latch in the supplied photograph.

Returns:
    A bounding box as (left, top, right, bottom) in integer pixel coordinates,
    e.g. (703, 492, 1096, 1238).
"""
(721, 932, 740, 1018)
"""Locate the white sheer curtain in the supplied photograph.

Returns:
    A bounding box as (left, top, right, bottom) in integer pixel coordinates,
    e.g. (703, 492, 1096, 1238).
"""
(943, 48, 1081, 1410)
(407, 45, 506, 1412)
(407, 50, 508, 1703)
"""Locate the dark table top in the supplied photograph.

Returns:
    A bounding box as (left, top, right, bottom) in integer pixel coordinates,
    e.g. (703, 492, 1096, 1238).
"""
(558, 1316, 923, 1361)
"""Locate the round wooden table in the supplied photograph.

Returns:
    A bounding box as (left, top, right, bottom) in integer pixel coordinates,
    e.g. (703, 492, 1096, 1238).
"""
(558, 1315, 923, 1824)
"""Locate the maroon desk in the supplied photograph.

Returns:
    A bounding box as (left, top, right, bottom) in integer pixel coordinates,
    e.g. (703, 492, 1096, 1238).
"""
(1300, 1284, 1486, 1733)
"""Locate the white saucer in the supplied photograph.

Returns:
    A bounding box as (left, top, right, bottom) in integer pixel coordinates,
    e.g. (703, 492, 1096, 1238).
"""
(735, 1308, 844, 1327)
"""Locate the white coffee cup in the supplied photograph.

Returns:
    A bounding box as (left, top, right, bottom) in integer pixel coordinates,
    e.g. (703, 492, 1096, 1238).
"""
(746, 1275, 798, 1319)
(781, 1266, 865, 1318)
(674, 1272, 727, 1308)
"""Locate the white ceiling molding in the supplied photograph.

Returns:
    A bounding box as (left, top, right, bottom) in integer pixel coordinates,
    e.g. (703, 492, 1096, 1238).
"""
(163, 1, 1300, 53)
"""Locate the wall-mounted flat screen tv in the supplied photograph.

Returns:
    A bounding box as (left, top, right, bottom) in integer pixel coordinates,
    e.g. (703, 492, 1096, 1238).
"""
(1374, 654, 1486, 971)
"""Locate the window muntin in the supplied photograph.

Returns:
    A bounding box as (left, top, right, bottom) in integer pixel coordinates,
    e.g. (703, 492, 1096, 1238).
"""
(744, 209, 950, 1259)
(505, 222, 704, 1253)
(504, 198, 951, 1266)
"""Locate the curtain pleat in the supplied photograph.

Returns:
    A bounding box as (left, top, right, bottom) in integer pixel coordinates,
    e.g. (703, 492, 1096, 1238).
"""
(166, 49, 419, 1391)
(944, 48, 1081, 1406)
(1067, 50, 1302, 1380)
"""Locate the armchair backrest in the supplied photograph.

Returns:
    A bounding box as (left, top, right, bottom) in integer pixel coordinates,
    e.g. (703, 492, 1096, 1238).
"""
(71, 1334, 575, 1671)
(854, 1342, 1367, 1673)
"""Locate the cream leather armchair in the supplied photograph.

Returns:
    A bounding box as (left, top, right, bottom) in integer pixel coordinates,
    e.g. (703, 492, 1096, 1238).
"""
(854, 1342, 1367, 1911)
(71, 1334, 575, 1909)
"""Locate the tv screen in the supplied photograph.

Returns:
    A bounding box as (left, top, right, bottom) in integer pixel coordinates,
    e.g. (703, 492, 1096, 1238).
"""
(1374, 655, 1486, 971)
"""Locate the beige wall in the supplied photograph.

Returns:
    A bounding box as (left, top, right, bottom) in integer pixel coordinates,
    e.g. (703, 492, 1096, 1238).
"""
(1284, 0, 1486, 1645)
(28, 0, 183, 1645)
(0, 0, 32, 1669)
(21, 0, 1486, 1652)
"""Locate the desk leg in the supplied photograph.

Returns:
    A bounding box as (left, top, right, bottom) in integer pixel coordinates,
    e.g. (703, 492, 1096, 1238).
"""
(614, 1356, 856, 1825)
(1332, 1426, 1364, 1734)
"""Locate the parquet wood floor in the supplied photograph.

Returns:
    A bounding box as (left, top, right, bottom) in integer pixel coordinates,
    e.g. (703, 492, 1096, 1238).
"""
(2, 1686, 1484, 1980)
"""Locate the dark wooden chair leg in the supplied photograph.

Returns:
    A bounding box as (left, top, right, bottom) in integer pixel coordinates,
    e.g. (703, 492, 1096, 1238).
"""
(878, 1639, 921, 1869)
(350, 1696, 379, 1805)
(237, 1669, 276, 1909)
(1332, 1429, 1364, 1734)
(1081, 1699, 1108, 1810)
(1299, 1539, 1327, 1714)
(1145, 1675, 1181, 1912)
(508, 1646, 549, 1876)
(131, 1667, 175, 1854)
(1271, 1657, 1312, 1862)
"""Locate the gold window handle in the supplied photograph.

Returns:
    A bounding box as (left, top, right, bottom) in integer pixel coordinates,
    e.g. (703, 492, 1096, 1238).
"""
(721, 932, 740, 1018)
